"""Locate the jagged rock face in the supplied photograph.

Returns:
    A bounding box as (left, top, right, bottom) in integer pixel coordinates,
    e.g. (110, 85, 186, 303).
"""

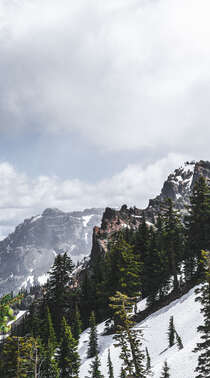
(0, 208, 103, 295)
(90, 160, 210, 261)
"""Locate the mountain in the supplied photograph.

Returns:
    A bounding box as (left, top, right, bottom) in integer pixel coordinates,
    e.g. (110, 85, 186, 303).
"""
(78, 285, 202, 377)
(1, 159, 210, 296)
(0, 207, 103, 295)
(90, 160, 210, 261)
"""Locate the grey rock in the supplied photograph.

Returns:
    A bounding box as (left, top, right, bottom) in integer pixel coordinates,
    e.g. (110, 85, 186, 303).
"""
(0, 208, 103, 295)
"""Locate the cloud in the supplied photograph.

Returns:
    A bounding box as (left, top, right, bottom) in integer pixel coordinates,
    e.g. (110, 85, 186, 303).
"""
(0, 0, 210, 156)
(0, 153, 190, 239)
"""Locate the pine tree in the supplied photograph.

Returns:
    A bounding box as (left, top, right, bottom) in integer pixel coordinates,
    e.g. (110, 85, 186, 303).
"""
(0, 336, 41, 377)
(47, 253, 75, 339)
(109, 291, 146, 377)
(145, 347, 153, 376)
(120, 367, 126, 378)
(72, 304, 82, 341)
(175, 331, 183, 350)
(87, 311, 99, 358)
(57, 317, 80, 378)
(39, 339, 59, 378)
(167, 316, 175, 348)
(184, 177, 210, 280)
(107, 349, 114, 378)
(160, 360, 170, 378)
(193, 250, 210, 377)
(161, 199, 184, 291)
(88, 353, 104, 378)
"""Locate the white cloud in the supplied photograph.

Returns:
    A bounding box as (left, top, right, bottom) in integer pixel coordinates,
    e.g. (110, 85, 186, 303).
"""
(0, 153, 190, 239)
(0, 0, 210, 156)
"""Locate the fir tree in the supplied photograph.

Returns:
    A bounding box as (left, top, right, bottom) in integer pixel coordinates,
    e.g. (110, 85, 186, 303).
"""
(120, 367, 126, 378)
(160, 360, 170, 378)
(57, 317, 80, 378)
(88, 353, 104, 378)
(107, 349, 114, 378)
(0, 336, 41, 377)
(193, 250, 210, 377)
(72, 304, 82, 341)
(87, 311, 99, 358)
(47, 253, 75, 339)
(184, 177, 210, 280)
(161, 199, 184, 291)
(175, 331, 184, 350)
(167, 316, 175, 348)
(109, 291, 146, 377)
(145, 347, 153, 376)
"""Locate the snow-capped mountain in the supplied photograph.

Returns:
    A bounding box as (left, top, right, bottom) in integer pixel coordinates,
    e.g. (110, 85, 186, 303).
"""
(78, 285, 202, 377)
(0, 208, 103, 295)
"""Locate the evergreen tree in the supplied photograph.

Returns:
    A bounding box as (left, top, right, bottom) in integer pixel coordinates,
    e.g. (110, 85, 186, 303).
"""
(175, 331, 184, 350)
(193, 250, 210, 377)
(72, 304, 82, 341)
(160, 360, 170, 378)
(87, 311, 99, 358)
(88, 353, 104, 378)
(47, 253, 75, 338)
(0, 336, 41, 377)
(185, 177, 210, 280)
(41, 340, 59, 378)
(120, 367, 126, 378)
(57, 317, 80, 378)
(107, 349, 114, 378)
(109, 291, 146, 377)
(167, 316, 175, 348)
(161, 199, 184, 291)
(145, 347, 153, 376)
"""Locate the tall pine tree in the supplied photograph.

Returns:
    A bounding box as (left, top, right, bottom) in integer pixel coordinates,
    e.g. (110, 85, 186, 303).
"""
(193, 250, 210, 377)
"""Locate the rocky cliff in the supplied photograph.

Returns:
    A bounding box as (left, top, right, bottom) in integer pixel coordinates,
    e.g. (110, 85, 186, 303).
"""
(0, 208, 103, 295)
(90, 160, 210, 261)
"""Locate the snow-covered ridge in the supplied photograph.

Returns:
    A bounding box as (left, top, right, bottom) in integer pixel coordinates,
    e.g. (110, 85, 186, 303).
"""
(78, 286, 202, 377)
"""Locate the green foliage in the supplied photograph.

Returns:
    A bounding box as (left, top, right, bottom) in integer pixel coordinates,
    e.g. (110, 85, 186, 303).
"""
(0, 294, 22, 334)
(167, 316, 175, 348)
(72, 304, 82, 340)
(185, 177, 210, 280)
(0, 336, 40, 377)
(107, 349, 114, 378)
(87, 311, 99, 358)
(175, 331, 183, 350)
(193, 251, 210, 377)
(46, 253, 75, 339)
(145, 347, 153, 376)
(160, 360, 170, 378)
(88, 353, 104, 378)
(57, 317, 80, 378)
(109, 291, 146, 377)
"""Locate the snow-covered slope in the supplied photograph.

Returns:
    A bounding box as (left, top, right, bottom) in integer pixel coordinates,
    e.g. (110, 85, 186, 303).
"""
(78, 286, 202, 377)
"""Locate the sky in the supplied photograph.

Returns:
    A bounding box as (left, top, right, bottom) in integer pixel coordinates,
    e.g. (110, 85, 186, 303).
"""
(0, 0, 210, 238)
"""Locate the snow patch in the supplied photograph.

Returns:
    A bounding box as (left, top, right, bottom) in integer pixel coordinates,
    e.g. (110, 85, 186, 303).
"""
(38, 273, 48, 285)
(78, 286, 202, 378)
(82, 215, 93, 227)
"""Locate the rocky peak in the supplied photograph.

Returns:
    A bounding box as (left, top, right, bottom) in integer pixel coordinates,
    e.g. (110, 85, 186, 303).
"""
(90, 160, 209, 261)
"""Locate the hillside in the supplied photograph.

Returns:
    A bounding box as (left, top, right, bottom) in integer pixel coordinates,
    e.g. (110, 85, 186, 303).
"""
(78, 285, 202, 377)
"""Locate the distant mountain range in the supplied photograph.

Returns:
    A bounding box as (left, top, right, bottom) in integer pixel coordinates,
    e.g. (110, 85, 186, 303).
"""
(0, 208, 103, 295)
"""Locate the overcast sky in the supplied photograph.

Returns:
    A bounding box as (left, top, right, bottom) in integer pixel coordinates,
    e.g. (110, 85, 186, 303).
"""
(0, 0, 210, 238)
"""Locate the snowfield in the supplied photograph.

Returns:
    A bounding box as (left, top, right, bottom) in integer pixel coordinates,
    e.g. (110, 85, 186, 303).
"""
(78, 286, 202, 377)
